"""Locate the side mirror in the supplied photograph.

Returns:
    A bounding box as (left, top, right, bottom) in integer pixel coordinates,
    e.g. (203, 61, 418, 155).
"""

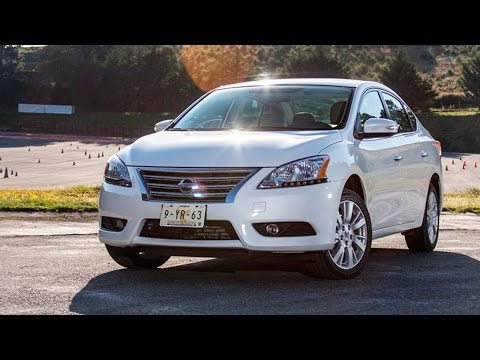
(154, 119, 173, 132)
(362, 118, 399, 137)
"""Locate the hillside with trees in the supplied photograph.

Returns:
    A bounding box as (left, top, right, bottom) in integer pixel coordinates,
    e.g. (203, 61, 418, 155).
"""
(2, 45, 480, 152)
(2, 45, 480, 113)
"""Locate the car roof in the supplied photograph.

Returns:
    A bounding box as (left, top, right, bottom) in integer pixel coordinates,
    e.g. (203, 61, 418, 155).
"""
(218, 78, 381, 89)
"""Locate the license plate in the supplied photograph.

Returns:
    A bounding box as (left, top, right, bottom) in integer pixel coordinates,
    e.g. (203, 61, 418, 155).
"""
(160, 204, 206, 228)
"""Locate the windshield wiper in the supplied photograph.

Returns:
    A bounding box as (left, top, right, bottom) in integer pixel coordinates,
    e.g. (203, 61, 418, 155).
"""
(169, 128, 232, 131)
(169, 128, 197, 132)
(237, 127, 331, 131)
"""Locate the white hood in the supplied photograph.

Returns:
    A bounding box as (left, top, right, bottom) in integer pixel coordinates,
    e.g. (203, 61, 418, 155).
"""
(119, 130, 342, 168)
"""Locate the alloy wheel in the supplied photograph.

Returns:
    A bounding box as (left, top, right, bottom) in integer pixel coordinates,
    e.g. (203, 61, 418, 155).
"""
(426, 191, 439, 244)
(328, 200, 368, 270)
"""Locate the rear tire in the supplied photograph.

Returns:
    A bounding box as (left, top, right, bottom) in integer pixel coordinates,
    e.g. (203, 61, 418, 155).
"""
(105, 244, 170, 269)
(404, 184, 439, 252)
(305, 189, 372, 279)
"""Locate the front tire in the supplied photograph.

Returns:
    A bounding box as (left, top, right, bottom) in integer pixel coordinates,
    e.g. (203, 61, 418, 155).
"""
(106, 244, 170, 269)
(305, 189, 372, 279)
(404, 184, 439, 252)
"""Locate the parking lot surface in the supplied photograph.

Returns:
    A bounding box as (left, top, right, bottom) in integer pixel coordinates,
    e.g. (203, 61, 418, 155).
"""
(0, 213, 478, 314)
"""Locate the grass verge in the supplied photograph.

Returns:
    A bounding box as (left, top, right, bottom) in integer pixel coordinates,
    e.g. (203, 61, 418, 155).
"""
(0, 186, 99, 212)
(443, 188, 480, 214)
(0, 186, 479, 214)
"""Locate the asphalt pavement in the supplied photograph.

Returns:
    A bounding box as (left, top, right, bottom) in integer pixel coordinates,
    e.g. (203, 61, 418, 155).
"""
(2, 134, 479, 314)
(1, 133, 480, 192)
(0, 134, 128, 188)
(0, 212, 479, 314)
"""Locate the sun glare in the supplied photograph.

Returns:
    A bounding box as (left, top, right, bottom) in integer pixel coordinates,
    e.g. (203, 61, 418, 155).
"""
(181, 45, 255, 91)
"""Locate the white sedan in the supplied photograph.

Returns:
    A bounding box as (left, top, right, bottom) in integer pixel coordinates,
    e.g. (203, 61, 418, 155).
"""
(99, 78, 442, 279)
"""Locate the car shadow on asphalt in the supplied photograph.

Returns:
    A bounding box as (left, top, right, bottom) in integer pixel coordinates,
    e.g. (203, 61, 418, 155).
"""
(442, 152, 471, 160)
(0, 137, 57, 148)
(70, 248, 480, 315)
(0, 136, 125, 148)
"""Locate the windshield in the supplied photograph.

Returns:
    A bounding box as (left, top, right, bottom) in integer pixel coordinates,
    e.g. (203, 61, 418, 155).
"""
(171, 85, 353, 131)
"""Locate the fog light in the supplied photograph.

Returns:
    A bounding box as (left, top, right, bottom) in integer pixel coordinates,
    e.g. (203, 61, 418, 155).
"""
(265, 223, 279, 235)
(101, 217, 127, 232)
(253, 222, 316, 237)
(114, 219, 126, 231)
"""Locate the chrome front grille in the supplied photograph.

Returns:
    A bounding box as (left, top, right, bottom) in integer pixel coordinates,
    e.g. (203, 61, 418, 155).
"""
(139, 168, 258, 203)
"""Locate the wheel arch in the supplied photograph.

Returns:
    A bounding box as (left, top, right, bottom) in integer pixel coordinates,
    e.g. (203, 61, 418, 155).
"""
(343, 174, 366, 202)
(430, 173, 442, 210)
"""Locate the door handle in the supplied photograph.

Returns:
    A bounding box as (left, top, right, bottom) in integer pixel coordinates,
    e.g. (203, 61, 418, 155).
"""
(421, 151, 429, 158)
(394, 155, 403, 161)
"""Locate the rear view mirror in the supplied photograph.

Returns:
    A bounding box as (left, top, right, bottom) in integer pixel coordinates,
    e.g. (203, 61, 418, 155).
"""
(362, 118, 399, 137)
(154, 119, 173, 132)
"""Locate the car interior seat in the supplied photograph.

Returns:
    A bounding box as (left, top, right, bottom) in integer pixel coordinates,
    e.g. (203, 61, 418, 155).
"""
(259, 105, 286, 127)
(291, 112, 317, 128)
(330, 101, 347, 126)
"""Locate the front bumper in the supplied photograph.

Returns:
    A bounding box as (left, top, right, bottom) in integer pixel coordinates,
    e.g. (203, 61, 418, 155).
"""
(99, 167, 343, 252)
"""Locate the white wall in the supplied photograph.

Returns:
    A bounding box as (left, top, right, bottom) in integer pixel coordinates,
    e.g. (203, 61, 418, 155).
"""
(18, 104, 75, 115)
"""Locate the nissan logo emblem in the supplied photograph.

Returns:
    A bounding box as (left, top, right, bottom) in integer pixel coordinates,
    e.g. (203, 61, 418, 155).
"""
(178, 178, 197, 194)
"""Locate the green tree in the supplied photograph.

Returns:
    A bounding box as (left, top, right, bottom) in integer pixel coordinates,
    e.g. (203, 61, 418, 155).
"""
(281, 45, 347, 78)
(36, 45, 108, 109)
(380, 50, 436, 111)
(34, 45, 199, 113)
(0, 45, 24, 106)
(252, 45, 293, 76)
(459, 54, 480, 107)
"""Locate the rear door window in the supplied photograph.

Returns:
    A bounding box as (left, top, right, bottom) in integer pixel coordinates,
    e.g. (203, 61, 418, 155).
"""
(403, 103, 418, 131)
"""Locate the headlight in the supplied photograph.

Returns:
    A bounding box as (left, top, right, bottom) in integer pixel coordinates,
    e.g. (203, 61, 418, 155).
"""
(258, 155, 330, 189)
(104, 155, 132, 187)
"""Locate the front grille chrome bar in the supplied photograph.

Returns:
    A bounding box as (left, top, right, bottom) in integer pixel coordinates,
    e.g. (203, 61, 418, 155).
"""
(138, 167, 259, 203)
